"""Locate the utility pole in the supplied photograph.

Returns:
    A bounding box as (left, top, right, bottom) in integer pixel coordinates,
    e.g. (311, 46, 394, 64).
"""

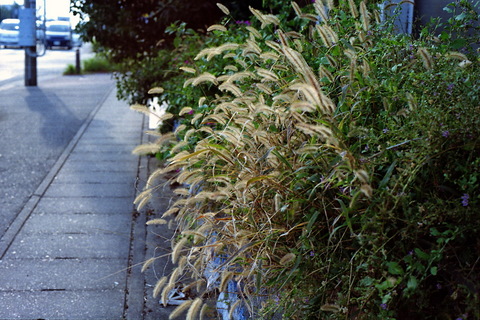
(24, 0, 37, 86)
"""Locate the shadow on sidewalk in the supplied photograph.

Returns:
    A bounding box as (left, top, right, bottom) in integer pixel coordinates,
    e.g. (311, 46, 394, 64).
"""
(25, 86, 82, 147)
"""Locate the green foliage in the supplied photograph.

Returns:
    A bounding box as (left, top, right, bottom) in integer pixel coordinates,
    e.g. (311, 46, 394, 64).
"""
(63, 64, 81, 75)
(83, 56, 116, 73)
(135, 1, 480, 319)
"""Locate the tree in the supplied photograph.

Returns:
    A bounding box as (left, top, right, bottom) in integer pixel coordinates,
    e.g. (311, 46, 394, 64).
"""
(0, 4, 20, 21)
(71, 0, 263, 62)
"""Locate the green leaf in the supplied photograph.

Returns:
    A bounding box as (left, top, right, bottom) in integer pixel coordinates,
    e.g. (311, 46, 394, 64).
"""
(246, 175, 272, 186)
(407, 276, 418, 291)
(414, 248, 430, 261)
(430, 266, 438, 276)
(450, 38, 467, 50)
(272, 149, 293, 170)
(387, 262, 404, 275)
(379, 161, 397, 190)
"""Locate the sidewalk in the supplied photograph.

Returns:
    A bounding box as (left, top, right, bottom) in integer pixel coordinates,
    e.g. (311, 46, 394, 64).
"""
(0, 75, 175, 319)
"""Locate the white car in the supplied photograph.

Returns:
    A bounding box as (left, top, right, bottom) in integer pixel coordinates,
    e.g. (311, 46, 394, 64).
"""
(0, 18, 20, 48)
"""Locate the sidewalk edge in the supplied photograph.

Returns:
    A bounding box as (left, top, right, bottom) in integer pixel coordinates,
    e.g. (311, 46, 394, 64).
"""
(0, 84, 115, 260)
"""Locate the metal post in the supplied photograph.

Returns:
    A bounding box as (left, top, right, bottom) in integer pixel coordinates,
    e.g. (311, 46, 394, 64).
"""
(24, 0, 37, 86)
(75, 48, 81, 74)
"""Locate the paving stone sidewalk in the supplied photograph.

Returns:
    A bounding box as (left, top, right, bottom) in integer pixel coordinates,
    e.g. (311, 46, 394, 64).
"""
(0, 77, 176, 319)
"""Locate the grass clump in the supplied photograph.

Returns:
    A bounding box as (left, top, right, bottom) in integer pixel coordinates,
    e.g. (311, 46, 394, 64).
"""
(83, 56, 116, 73)
(63, 64, 81, 75)
(63, 55, 116, 75)
(134, 1, 480, 319)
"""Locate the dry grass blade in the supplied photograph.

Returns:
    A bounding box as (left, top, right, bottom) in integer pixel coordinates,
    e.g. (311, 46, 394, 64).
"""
(153, 276, 167, 298)
(207, 24, 227, 32)
(256, 67, 278, 82)
(228, 300, 242, 320)
(280, 252, 296, 265)
(186, 298, 203, 320)
(216, 3, 230, 15)
(199, 303, 209, 320)
(180, 66, 196, 74)
(417, 47, 433, 70)
(283, 46, 322, 94)
(132, 143, 160, 155)
(148, 87, 164, 94)
(169, 300, 193, 319)
(142, 257, 156, 272)
(360, 1, 370, 31)
(146, 218, 168, 225)
(172, 237, 189, 264)
(161, 283, 176, 307)
(354, 169, 369, 183)
(219, 82, 243, 97)
(169, 267, 182, 286)
(219, 271, 235, 292)
(292, 1, 302, 17)
(446, 51, 468, 61)
(249, 6, 266, 24)
(348, 0, 358, 18)
(246, 26, 262, 39)
(130, 104, 150, 116)
(191, 72, 218, 86)
(314, 2, 329, 21)
(162, 207, 180, 218)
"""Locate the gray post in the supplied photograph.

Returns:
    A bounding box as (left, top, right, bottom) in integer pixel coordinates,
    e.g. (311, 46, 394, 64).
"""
(24, 0, 37, 86)
(75, 48, 81, 74)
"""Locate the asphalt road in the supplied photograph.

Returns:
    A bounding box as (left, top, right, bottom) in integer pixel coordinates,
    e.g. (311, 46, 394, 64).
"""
(0, 45, 114, 239)
(0, 44, 95, 89)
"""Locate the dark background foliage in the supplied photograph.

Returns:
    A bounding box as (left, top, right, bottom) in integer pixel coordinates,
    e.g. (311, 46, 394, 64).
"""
(70, 0, 264, 62)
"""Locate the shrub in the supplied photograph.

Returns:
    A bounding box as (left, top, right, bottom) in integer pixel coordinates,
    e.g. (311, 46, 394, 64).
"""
(63, 64, 81, 75)
(135, 1, 480, 319)
(83, 56, 115, 73)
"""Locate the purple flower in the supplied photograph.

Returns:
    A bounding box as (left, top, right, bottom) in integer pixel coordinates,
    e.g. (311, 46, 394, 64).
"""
(310, 250, 315, 257)
(236, 20, 251, 25)
(447, 83, 455, 91)
(461, 193, 469, 207)
(382, 128, 388, 133)
(442, 131, 450, 138)
(436, 283, 442, 290)
(380, 303, 388, 310)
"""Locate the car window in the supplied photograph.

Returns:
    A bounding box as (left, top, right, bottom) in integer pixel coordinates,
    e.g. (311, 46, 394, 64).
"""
(0, 23, 19, 31)
(47, 25, 70, 32)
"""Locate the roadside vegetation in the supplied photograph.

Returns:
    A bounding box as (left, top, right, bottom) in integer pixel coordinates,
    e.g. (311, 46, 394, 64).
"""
(77, 0, 480, 318)
(63, 55, 117, 75)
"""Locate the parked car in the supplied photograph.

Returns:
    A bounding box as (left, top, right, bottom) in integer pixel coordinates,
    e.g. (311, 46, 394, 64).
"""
(45, 20, 72, 49)
(0, 18, 20, 48)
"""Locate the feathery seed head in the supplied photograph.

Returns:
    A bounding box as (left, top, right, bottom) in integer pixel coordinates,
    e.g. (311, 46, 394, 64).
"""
(216, 3, 230, 15)
(207, 24, 227, 32)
